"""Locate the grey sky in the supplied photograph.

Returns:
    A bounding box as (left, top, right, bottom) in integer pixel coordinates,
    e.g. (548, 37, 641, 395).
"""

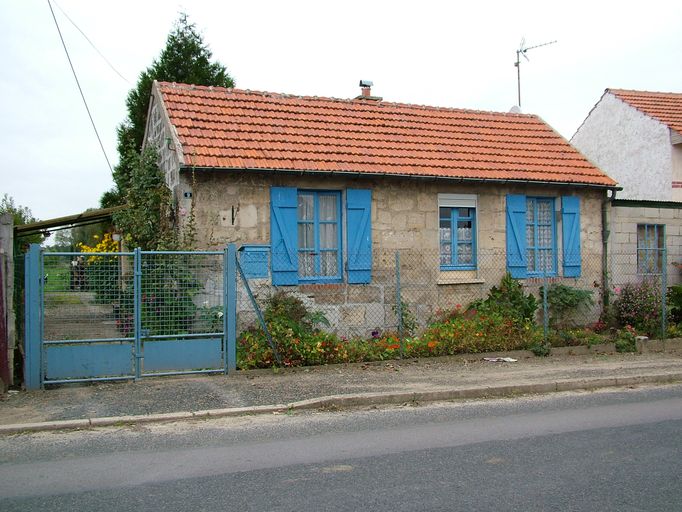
(1, 0, 681, 222)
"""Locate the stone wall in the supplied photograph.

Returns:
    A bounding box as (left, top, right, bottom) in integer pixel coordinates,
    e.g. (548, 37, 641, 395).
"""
(182, 170, 606, 336)
(609, 203, 682, 287)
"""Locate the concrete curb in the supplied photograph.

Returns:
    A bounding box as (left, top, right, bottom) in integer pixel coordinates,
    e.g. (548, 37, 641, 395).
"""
(2, 372, 681, 435)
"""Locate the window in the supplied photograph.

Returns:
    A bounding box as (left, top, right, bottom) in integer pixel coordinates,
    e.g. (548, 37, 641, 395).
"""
(525, 197, 556, 276)
(297, 191, 342, 281)
(637, 224, 664, 274)
(438, 194, 477, 269)
(506, 195, 579, 279)
(270, 187, 372, 285)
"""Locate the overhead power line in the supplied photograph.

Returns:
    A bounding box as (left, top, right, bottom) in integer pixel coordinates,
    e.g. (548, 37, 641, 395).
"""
(47, 0, 113, 173)
(52, 0, 130, 84)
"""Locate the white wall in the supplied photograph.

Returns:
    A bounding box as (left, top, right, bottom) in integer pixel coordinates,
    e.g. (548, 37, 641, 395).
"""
(572, 92, 672, 201)
(672, 144, 682, 202)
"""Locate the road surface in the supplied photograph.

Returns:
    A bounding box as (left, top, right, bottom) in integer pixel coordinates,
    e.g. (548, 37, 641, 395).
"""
(1, 384, 681, 511)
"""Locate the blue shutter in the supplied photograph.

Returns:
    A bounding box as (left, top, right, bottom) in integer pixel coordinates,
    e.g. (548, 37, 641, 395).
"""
(562, 196, 581, 278)
(346, 189, 372, 284)
(270, 187, 298, 285)
(506, 194, 528, 278)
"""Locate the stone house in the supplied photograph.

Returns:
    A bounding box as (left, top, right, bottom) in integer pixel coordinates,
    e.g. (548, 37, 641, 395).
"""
(572, 89, 682, 286)
(143, 81, 616, 334)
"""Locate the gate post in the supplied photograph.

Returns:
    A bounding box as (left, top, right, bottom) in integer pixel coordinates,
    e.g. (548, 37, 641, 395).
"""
(133, 248, 142, 380)
(24, 244, 42, 390)
(224, 244, 237, 374)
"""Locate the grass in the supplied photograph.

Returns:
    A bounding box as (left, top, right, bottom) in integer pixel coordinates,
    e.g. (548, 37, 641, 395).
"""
(43, 261, 71, 292)
(45, 292, 83, 305)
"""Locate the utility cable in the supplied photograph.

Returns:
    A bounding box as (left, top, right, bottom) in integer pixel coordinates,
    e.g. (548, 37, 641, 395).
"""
(47, 0, 113, 173)
(52, 0, 130, 84)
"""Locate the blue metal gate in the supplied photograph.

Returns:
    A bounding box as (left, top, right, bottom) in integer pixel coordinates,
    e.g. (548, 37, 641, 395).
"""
(24, 244, 237, 389)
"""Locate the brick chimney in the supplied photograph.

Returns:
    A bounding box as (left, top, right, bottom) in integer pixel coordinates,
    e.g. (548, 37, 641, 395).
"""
(355, 80, 382, 101)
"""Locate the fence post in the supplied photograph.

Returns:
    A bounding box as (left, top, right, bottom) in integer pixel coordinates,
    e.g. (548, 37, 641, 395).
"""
(395, 251, 403, 356)
(0, 213, 14, 388)
(225, 244, 237, 374)
(24, 244, 41, 390)
(662, 247, 668, 339)
(542, 273, 549, 343)
(133, 248, 142, 380)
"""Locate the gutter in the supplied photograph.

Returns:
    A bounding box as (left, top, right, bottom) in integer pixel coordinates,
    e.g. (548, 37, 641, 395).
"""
(180, 165, 619, 191)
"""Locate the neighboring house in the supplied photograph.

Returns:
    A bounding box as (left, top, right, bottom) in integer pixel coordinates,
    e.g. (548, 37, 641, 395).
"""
(144, 80, 615, 334)
(572, 89, 682, 285)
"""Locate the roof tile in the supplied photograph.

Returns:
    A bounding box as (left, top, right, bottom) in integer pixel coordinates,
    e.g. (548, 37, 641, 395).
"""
(157, 82, 615, 187)
(609, 89, 682, 136)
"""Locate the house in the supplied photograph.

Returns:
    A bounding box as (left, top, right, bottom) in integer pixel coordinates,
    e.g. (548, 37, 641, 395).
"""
(572, 89, 682, 285)
(143, 80, 616, 334)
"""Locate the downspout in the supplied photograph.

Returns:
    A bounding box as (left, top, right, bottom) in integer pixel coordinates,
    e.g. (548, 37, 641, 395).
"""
(602, 188, 617, 310)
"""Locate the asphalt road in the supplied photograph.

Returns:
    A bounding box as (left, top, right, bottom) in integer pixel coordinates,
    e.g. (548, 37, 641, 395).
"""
(2, 385, 681, 511)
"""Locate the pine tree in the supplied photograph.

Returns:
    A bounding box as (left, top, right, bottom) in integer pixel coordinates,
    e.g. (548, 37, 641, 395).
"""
(102, 13, 234, 207)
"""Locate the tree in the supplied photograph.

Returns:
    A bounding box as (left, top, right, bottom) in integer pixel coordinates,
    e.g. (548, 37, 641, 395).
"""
(102, 13, 234, 207)
(0, 194, 42, 247)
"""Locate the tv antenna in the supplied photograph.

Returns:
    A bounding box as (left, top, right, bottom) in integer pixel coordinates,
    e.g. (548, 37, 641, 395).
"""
(514, 38, 557, 108)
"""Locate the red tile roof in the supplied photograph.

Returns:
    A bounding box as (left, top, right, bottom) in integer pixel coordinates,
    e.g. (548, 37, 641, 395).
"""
(156, 81, 616, 187)
(609, 89, 682, 136)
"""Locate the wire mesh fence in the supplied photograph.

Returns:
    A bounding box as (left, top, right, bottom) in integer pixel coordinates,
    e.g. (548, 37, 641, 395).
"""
(139, 252, 224, 337)
(239, 247, 675, 344)
(42, 252, 134, 341)
(41, 251, 227, 342)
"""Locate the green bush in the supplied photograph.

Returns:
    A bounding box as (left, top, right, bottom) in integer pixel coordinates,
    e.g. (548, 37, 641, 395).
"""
(541, 284, 594, 329)
(547, 328, 605, 348)
(238, 291, 335, 368)
(613, 280, 662, 336)
(470, 273, 537, 322)
(668, 285, 682, 324)
(614, 325, 638, 353)
(413, 307, 541, 356)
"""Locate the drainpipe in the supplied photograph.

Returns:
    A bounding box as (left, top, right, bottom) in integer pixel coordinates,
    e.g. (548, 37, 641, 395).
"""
(602, 189, 617, 309)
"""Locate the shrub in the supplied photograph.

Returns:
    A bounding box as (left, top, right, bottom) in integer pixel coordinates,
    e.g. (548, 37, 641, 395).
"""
(530, 341, 551, 357)
(613, 280, 662, 336)
(614, 325, 638, 353)
(668, 285, 682, 323)
(416, 306, 540, 356)
(77, 233, 120, 303)
(470, 273, 537, 322)
(238, 291, 334, 368)
(541, 284, 594, 329)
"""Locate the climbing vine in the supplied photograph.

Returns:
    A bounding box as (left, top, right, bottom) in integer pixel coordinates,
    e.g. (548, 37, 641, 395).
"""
(112, 146, 195, 251)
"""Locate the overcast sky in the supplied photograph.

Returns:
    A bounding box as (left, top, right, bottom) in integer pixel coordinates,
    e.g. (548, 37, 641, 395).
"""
(1, 0, 681, 222)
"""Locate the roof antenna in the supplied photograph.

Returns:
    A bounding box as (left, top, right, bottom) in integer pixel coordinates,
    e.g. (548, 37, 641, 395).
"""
(514, 38, 557, 109)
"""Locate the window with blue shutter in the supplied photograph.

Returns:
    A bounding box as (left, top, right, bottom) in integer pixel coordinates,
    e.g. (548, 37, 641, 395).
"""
(346, 189, 372, 283)
(506, 194, 528, 278)
(561, 196, 581, 278)
(507, 195, 582, 278)
(270, 187, 298, 285)
(270, 187, 371, 285)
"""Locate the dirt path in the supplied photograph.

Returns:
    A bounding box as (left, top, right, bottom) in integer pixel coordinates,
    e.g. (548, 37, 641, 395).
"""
(43, 291, 121, 340)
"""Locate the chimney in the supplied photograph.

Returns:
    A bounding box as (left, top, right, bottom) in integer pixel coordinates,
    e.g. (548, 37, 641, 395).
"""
(355, 80, 382, 101)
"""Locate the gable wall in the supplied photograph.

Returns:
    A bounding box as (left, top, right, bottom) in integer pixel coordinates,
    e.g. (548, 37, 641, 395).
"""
(146, 89, 183, 194)
(572, 93, 672, 201)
